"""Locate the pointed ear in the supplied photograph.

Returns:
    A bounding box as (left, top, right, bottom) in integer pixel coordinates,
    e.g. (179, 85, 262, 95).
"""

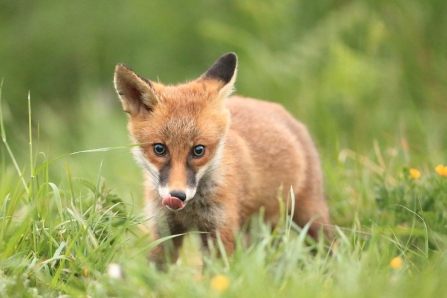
(114, 64, 160, 115)
(200, 52, 238, 100)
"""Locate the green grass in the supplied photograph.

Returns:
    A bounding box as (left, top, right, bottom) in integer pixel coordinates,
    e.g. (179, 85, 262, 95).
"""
(1, 1, 447, 294)
(1, 86, 447, 297)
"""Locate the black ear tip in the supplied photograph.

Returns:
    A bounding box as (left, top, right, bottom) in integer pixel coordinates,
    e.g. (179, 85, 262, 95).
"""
(222, 52, 238, 64)
(204, 52, 238, 84)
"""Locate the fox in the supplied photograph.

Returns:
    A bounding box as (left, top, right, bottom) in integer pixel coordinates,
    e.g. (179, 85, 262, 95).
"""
(113, 53, 331, 267)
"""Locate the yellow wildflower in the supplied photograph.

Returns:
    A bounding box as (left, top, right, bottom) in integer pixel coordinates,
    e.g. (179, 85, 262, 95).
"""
(83, 268, 88, 277)
(390, 257, 403, 270)
(435, 164, 447, 177)
(409, 168, 421, 179)
(210, 274, 229, 292)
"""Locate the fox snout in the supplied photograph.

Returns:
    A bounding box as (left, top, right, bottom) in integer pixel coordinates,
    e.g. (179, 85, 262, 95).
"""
(160, 187, 199, 210)
(169, 190, 186, 202)
(158, 162, 198, 205)
(161, 191, 188, 211)
(159, 185, 197, 203)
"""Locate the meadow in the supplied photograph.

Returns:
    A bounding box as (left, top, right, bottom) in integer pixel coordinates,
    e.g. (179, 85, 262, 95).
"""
(1, 0, 447, 297)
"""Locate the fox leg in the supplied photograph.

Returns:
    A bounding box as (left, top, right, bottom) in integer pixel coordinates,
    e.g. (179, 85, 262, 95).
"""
(200, 225, 236, 258)
(148, 222, 185, 269)
(217, 226, 236, 256)
(291, 195, 332, 241)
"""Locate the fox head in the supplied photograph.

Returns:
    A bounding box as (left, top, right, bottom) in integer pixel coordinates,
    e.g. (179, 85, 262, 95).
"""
(114, 53, 237, 210)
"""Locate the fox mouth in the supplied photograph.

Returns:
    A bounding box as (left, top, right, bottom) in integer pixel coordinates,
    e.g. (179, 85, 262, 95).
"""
(162, 194, 186, 211)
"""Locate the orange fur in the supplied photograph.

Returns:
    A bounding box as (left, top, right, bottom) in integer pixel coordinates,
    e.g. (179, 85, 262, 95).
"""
(114, 53, 331, 267)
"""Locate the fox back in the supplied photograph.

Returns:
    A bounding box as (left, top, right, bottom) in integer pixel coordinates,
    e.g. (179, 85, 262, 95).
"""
(114, 53, 331, 266)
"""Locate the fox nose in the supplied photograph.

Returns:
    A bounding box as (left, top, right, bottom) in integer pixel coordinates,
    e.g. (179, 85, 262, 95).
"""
(169, 190, 187, 202)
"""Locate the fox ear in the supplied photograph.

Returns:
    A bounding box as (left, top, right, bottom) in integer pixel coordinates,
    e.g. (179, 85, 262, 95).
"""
(200, 52, 238, 101)
(114, 64, 160, 115)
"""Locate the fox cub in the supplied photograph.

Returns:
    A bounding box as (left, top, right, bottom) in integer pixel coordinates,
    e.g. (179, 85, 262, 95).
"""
(114, 53, 331, 266)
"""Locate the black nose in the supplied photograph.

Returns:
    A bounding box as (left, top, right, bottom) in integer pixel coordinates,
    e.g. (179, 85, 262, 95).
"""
(169, 190, 187, 202)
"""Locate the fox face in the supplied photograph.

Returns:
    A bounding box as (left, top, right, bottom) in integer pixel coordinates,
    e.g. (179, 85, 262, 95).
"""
(114, 53, 237, 210)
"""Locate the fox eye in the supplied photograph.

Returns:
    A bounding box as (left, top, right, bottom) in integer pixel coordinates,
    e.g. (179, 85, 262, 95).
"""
(153, 143, 167, 156)
(192, 145, 205, 157)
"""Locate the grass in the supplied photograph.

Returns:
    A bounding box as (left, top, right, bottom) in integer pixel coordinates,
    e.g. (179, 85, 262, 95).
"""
(1, 85, 447, 298)
(1, 1, 447, 296)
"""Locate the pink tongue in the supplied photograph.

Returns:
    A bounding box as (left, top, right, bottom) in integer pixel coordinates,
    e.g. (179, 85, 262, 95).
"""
(162, 195, 184, 210)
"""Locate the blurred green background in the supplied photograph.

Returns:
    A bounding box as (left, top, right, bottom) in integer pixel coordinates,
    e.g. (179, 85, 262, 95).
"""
(1, 0, 446, 206)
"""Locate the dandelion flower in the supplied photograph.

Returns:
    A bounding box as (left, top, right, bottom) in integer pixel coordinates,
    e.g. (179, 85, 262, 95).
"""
(211, 274, 230, 292)
(390, 257, 403, 270)
(435, 164, 447, 177)
(409, 168, 421, 179)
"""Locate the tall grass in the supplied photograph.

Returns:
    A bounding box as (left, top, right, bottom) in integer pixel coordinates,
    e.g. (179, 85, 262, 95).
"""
(1, 85, 446, 297)
(0, 89, 148, 296)
(1, 1, 447, 295)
